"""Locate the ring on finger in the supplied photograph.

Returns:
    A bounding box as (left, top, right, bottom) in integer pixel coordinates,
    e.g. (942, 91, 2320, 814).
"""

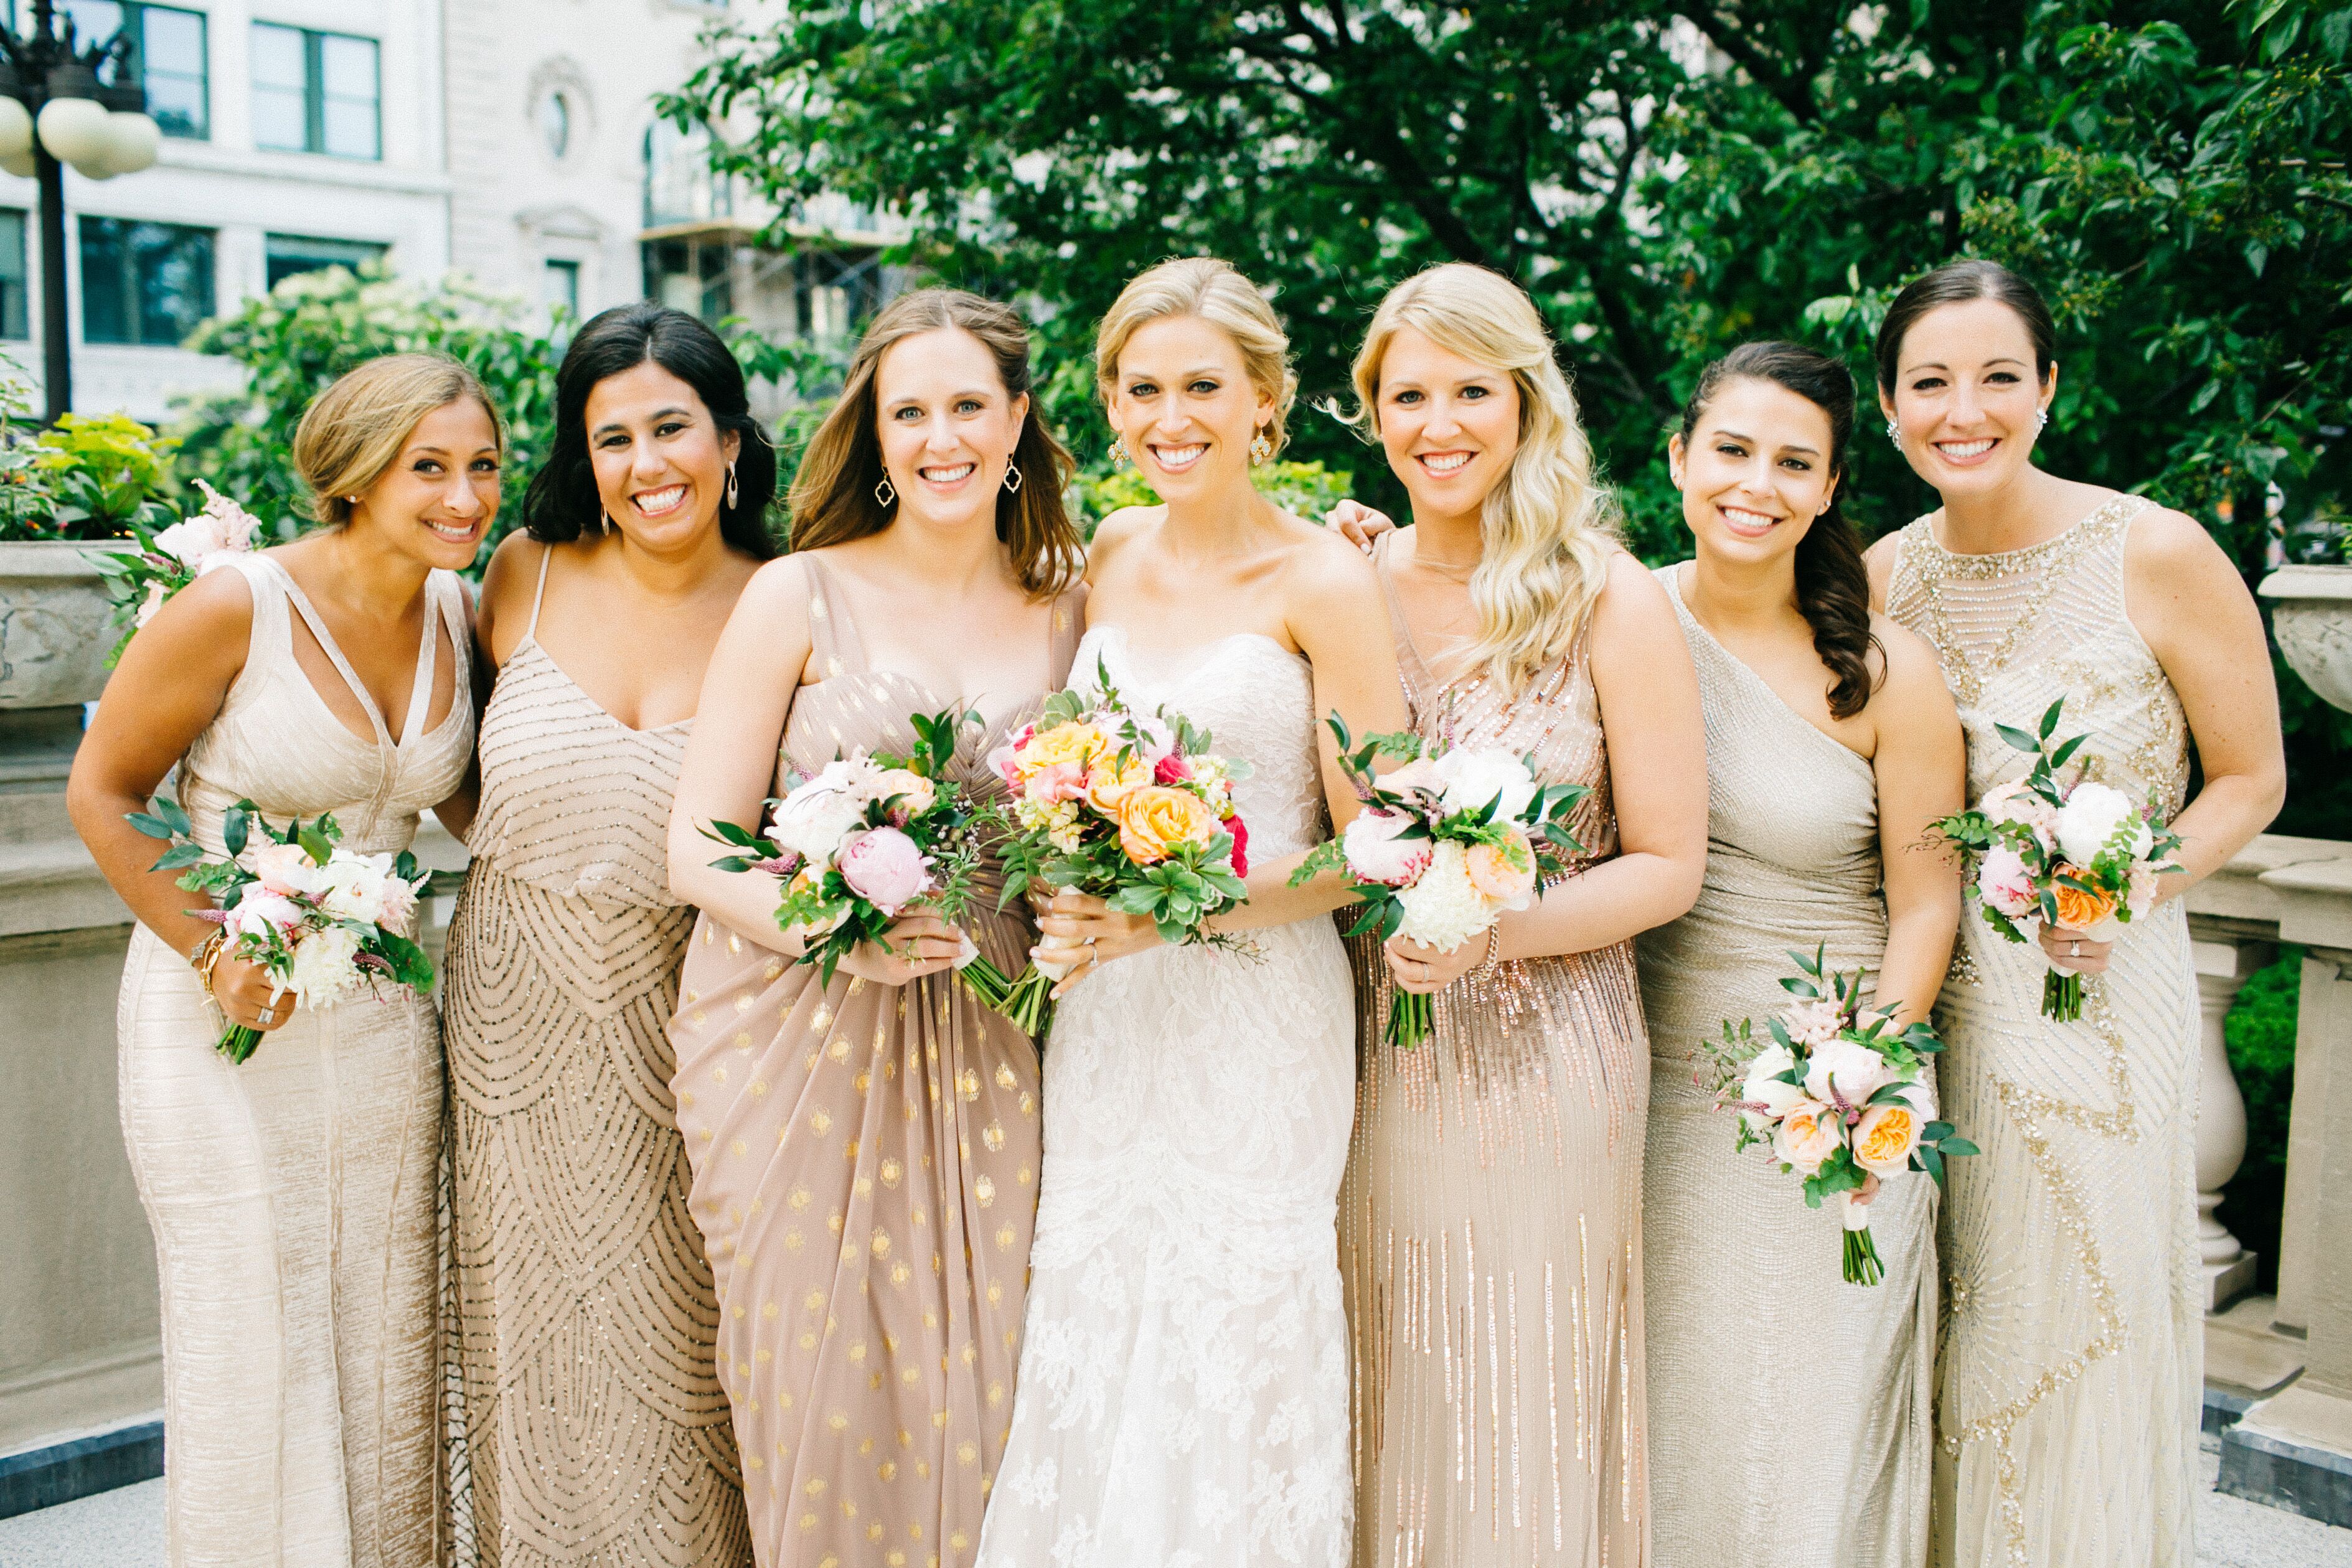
(256, 1006, 275, 1025)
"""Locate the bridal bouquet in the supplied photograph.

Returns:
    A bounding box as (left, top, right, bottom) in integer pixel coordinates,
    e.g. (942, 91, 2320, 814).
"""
(982, 665, 1253, 1034)
(92, 480, 263, 662)
(128, 795, 435, 1064)
(700, 708, 1017, 1005)
(1698, 947, 1977, 1285)
(1932, 698, 2181, 1022)
(1289, 716, 1588, 1048)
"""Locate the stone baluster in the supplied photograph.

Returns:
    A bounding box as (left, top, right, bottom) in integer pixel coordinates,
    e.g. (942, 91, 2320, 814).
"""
(2191, 929, 2273, 1310)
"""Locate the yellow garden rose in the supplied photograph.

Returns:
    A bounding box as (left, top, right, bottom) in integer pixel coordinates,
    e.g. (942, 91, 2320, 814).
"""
(1019, 721, 1105, 776)
(1851, 1099, 1925, 1176)
(1116, 785, 1220, 865)
(1086, 752, 1152, 812)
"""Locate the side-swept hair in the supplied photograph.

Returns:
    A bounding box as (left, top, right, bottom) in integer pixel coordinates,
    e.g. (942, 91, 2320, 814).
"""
(787, 289, 1080, 596)
(1094, 257, 1299, 458)
(1349, 263, 1617, 695)
(1873, 259, 2057, 393)
(293, 353, 504, 529)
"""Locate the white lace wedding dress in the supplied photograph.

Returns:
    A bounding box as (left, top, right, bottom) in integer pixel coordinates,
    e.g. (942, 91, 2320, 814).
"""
(977, 626, 1356, 1568)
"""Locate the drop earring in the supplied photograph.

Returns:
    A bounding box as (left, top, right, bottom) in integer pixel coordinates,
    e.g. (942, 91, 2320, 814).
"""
(724, 461, 739, 509)
(1884, 418, 1900, 446)
(2034, 408, 2050, 431)
(1249, 428, 1274, 467)
(873, 475, 897, 509)
(1109, 433, 1128, 469)
(1003, 461, 1024, 495)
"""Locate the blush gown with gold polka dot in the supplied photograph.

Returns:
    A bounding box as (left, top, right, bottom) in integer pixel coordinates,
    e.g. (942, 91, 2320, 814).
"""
(667, 555, 1082, 1568)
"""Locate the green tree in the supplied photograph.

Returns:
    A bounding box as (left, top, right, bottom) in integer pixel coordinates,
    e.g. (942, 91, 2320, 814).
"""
(671, 0, 2351, 825)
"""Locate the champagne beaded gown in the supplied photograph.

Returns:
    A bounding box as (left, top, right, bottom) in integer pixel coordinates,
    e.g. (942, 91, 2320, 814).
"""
(668, 556, 1081, 1568)
(1636, 564, 1935, 1567)
(1337, 537, 1650, 1568)
(442, 548, 750, 1567)
(115, 553, 470, 1566)
(1885, 496, 2199, 1567)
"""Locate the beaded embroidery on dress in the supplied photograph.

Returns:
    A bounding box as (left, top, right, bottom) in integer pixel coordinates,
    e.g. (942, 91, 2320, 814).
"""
(1886, 496, 2199, 1568)
(978, 626, 1355, 1568)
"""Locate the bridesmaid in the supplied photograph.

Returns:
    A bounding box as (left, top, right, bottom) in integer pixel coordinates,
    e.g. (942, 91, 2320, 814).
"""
(1865, 260, 2284, 1566)
(1330, 263, 1708, 1566)
(662, 289, 1085, 1567)
(440, 304, 766, 1566)
(67, 354, 492, 1565)
(1638, 342, 1963, 1566)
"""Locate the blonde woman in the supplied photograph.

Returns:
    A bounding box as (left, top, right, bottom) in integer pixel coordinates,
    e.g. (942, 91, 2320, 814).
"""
(977, 258, 1408, 1567)
(1327, 263, 1706, 1567)
(68, 354, 493, 1566)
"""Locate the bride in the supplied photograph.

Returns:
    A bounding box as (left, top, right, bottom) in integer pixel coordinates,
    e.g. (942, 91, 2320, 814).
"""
(977, 257, 1408, 1566)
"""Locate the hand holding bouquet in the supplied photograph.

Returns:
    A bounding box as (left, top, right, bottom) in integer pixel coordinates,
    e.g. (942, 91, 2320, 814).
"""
(129, 795, 435, 1064)
(983, 664, 1253, 1033)
(1932, 698, 2180, 1021)
(92, 480, 263, 662)
(701, 708, 1014, 1002)
(1289, 716, 1588, 1048)
(1698, 947, 1977, 1284)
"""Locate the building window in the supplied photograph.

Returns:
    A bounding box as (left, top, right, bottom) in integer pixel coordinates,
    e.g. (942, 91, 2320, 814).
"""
(539, 92, 570, 161)
(0, 210, 26, 339)
(642, 120, 730, 229)
(252, 24, 380, 160)
(66, 1, 208, 139)
(264, 233, 385, 290)
(542, 259, 580, 319)
(641, 235, 731, 325)
(79, 217, 213, 346)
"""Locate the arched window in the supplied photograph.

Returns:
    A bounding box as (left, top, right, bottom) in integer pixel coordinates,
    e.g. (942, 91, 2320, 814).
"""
(642, 119, 731, 229)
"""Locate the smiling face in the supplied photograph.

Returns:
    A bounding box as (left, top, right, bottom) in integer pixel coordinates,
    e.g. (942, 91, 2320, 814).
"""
(348, 397, 502, 571)
(1882, 297, 2054, 499)
(1106, 314, 1274, 503)
(1669, 375, 1840, 570)
(873, 326, 1028, 533)
(584, 359, 743, 551)
(1372, 326, 1522, 530)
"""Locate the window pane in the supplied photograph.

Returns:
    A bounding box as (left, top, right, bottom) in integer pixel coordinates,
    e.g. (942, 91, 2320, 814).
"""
(0, 210, 27, 340)
(321, 99, 377, 160)
(141, 9, 209, 138)
(318, 35, 377, 101)
(319, 35, 379, 159)
(265, 233, 383, 291)
(252, 84, 306, 151)
(133, 222, 212, 345)
(63, 1, 126, 66)
(250, 24, 305, 92)
(78, 218, 131, 345)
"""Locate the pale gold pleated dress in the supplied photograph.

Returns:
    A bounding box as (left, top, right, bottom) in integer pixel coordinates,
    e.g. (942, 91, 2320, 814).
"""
(116, 552, 470, 1567)
(1886, 497, 2200, 1567)
(1637, 563, 1936, 1567)
(666, 557, 1081, 1568)
(441, 547, 750, 1567)
(1338, 537, 1650, 1568)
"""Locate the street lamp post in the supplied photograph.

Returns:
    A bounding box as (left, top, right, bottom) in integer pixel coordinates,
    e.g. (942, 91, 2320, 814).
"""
(0, 1, 161, 424)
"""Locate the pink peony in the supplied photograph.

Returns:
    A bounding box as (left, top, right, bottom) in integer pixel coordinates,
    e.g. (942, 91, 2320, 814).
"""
(1024, 761, 1088, 806)
(245, 840, 324, 899)
(834, 827, 932, 916)
(1342, 809, 1432, 888)
(1978, 779, 2057, 851)
(1379, 757, 1444, 800)
(1978, 845, 2037, 919)
(1223, 815, 1249, 878)
(1802, 1037, 1893, 1112)
(226, 890, 302, 941)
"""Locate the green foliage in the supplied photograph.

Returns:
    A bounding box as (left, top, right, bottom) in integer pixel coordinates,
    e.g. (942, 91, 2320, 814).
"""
(1067, 458, 1353, 532)
(2219, 942, 2303, 1292)
(672, 0, 2352, 806)
(30, 413, 181, 535)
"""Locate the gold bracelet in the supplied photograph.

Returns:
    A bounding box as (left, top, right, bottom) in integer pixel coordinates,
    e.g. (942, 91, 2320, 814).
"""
(190, 930, 228, 998)
(1477, 923, 1503, 975)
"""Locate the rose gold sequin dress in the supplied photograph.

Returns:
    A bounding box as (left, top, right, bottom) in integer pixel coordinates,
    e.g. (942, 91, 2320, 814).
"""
(441, 548, 750, 1567)
(1886, 497, 2199, 1567)
(1337, 537, 1650, 1568)
(667, 556, 1081, 1568)
(1637, 564, 1935, 1567)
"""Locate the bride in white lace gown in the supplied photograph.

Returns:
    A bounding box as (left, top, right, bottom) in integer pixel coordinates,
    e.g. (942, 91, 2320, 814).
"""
(979, 259, 1407, 1567)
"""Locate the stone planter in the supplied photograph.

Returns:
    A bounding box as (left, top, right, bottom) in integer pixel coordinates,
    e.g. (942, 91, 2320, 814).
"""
(2261, 563, 2352, 715)
(0, 540, 129, 710)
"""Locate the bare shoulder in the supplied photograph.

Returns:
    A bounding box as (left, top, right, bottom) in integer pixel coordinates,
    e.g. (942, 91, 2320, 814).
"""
(476, 529, 544, 616)
(1086, 505, 1163, 571)
(148, 555, 256, 640)
(1592, 543, 1673, 623)
(736, 550, 818, 619)
(1868, 613, 1954, 711)
(2124, 503, 2235, 584)
(1277, 510, 1381, 606)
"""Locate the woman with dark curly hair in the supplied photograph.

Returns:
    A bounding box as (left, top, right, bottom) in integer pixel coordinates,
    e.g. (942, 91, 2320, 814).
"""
(1638, 340, 1963, 1566)
(438, 303, 773, 1567)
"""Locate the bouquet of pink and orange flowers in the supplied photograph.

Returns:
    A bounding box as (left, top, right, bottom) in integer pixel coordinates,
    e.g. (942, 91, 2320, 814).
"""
(982, 665, 1253, 1034)
(128, 795, 435, 1063)
(1698, 947, 1977, 1285)
(1288, 715, 1588, 1048)
(1933, 698, 2181, 1022)
(92, 480, 263, 662)
(701, 708, 1018, 1006)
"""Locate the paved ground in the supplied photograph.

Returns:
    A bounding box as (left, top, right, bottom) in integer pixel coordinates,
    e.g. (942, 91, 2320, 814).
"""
(2, 1444, 2346, 1566)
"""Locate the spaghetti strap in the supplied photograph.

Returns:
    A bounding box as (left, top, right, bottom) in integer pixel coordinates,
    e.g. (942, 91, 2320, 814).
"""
(267, 557, 394, 749)
(798, 553, 868, 680)
(1368, 532, 1434, 694)
(526, 543, 553, 640)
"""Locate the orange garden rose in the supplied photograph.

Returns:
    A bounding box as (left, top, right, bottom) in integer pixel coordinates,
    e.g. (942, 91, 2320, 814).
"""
(2049, 866, 2119, 931)
(1086, 751, 1152, 812)
(1851, 1099, 1925, 1175)
(1020, 721, 1105, 776)
(1116, 785, 1220, 865)
(1463, 828, 1539, 905)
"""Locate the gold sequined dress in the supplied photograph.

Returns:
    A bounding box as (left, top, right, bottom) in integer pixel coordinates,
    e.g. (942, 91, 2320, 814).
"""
(441, 547, 751, 1567)
(1337, 537, 1651, 1567)
(1637, 563, 1935, 1567)
(668, 556, 1080, 1568)
(1886, 497, 2199, 1567)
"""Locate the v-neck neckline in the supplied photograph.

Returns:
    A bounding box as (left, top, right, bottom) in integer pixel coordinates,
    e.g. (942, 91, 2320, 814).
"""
(268, 556, 443, 751)
(1666, 562, 1873, 772)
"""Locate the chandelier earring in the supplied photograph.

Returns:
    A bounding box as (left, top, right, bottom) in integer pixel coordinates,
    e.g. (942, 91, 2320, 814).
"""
(1003, 461, 1024, 495)
(873, 474, 898, 509)
(1249, 427, 1274, 467)
(1884, 417, 1901, 446)
(724, 461, 740, 510)
(1109, 433, 1129, 469)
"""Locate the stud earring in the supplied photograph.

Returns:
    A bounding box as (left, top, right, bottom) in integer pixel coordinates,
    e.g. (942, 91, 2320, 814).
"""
(1003, 461, 1024, 495)
(2034, 408, 2049, 431)
(1884, 418, 1900, 446)
(724, 461, 739, 509)
(1249, 428, 1274, 467)
(873, 475, 897, 508)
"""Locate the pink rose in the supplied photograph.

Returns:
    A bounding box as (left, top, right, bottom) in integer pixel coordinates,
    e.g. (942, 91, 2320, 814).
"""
(245, 840, 324, 898)
(834, 827, 932, 916)
(1977, 844, 2037, 919)
(1342, 809, 1432, 888)
(1025, 761, 1088, 806)
(985, 740, 1024, 791)
(1223, 815, 1249, 878)
(1154, 753, 1194, 785)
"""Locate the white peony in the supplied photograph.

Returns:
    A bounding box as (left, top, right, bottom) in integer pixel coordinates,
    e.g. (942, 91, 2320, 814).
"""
(2055, 781, 2153, 867)
(315, 851, 396, 925)
(151, 481, 263, 569)
(225, 891, 301, 942)
(1802, 1037, 1893, 1110)
(769, 761, 877, 860)
(286, 924, 364, 1003)
(1390, 840, 1494, 953)
(1431, 748, 1538, 822)
(1738, 1043, 1809, 1134)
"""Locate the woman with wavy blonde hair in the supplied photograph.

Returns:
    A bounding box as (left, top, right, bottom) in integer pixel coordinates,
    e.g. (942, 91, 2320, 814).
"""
(1327, 262, 1706, 1566)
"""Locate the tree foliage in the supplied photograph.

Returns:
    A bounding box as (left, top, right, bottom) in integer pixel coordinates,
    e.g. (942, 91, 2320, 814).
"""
(672, 0, 2351, 826)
